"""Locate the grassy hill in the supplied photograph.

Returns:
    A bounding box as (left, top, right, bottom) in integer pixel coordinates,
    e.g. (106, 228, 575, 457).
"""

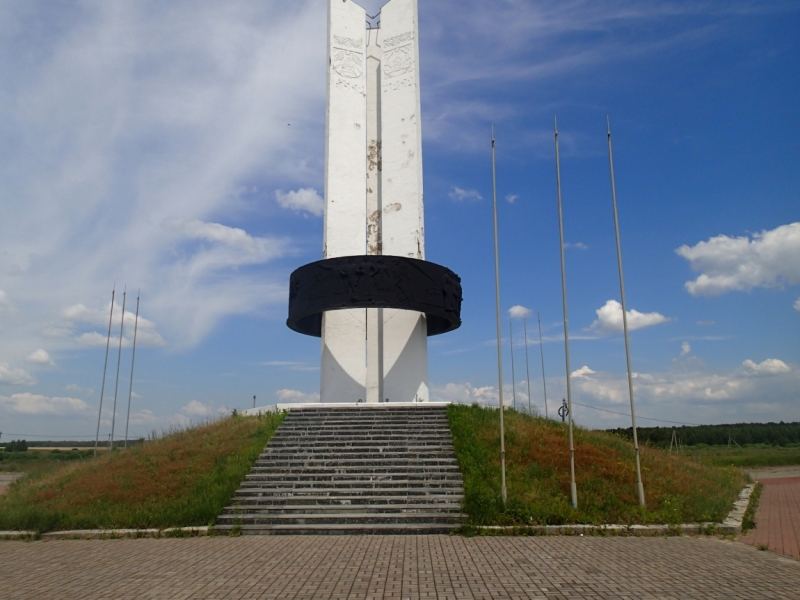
(448, 404, 746, 527)
(0, 412, 284, 534)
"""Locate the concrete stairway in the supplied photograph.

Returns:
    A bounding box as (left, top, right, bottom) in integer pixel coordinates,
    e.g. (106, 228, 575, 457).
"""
(215, 405, 464, 535)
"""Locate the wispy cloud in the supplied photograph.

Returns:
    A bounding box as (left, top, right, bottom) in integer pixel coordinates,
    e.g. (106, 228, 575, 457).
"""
(448, 187, 483, 202)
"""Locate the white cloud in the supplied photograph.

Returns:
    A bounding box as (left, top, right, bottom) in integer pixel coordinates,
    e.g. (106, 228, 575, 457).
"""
(676, 222, 800, 296)
(571, 366, 596, 379)
(430, 382, 510, 406)
(181, 400, 213, 417)
(65, 383, 93, 395)
(0, 290, 13, 312)
(794, 297, 800, 311)
(275, 188, 324, 217)
(276, 389, 320, 403)
(505, 194, 518, 203)
(590, 299, 670, 334)
(680, 342, 691, 356)
(64, 301, 167, 348)
(564, 242, 588, 250)
(0, 363, 36, 386)
(129, 409, 157, 426)
(508, 305, 532, 319)
(743, 358, 791, 375)
(0, 393, 87, 415)
(448, 187, 483, 202)
(0, 1, 324, 356)
(25, 349, 55, 366)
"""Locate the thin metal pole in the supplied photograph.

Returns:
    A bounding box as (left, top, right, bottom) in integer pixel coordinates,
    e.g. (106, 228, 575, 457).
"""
(124, 293, 140, 450)
(109, 287, 127, 451)
(537, 312, 548, 419)
(607, 117, 646, 507)
(509, 322, 517, 410)
(491, 124, 507, 504)
(523, 317, 532, 416)
(555, 116, 577, 509)
(94, 288, 115, 458)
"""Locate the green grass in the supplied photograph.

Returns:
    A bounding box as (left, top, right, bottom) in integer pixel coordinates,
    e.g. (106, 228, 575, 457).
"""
(448, 404, 745, 527)
(678, 445, 800, 468)
(741, 483, 763, 533)
(0, 412, 284, 533)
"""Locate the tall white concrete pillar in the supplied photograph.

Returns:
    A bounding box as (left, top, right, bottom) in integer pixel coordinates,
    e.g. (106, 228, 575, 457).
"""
(321, 0, 367, 403)
(321, 0, 428, 404)
(379, 0, 429, 403)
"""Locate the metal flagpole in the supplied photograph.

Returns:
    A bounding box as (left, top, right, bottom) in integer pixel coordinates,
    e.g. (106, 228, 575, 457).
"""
(523, 317, 532, 416)
(555, 116, 577, 509)
(537, 312, 548, 419)
(94, 287, 115, 458)
(607, 117, 646, 507)
(491, 124, 507, 504)
(109, 286, 127, 451)
(509, 322, 517, 411)
(124, 292, 140, 450)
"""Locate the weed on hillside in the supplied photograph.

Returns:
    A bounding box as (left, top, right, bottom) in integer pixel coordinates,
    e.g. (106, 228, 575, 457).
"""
(0, 412, 284, 533)
(448, 404, 744, 527)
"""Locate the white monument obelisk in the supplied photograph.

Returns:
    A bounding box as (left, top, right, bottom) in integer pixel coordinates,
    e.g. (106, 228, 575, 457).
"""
(321, 0, 428, 404)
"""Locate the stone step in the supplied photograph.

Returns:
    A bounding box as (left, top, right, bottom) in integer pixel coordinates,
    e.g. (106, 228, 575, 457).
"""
(248, 467, 461, 475)
(260, 449, 456, 457)
(237, 482, 463, 493)
(227, 495, 462, 506)
(253, 458, 458, 469)
(212, 523, 457, 535)
(216, 513, 461, 525)
(222, 503, 462, 515)
(244, 472, 463, 482)
(233, 488, 464, 504)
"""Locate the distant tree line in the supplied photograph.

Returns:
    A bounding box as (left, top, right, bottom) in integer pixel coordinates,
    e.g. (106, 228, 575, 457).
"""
(607, 422, 800, 447)
(2, 440, 28, 452)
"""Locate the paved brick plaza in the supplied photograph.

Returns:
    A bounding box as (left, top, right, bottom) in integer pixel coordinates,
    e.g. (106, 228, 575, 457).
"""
(1, 535, 798, 599)
(740, 476, 800, 560)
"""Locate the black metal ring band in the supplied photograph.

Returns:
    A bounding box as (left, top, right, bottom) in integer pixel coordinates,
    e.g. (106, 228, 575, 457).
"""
(287, 255, 462, 337)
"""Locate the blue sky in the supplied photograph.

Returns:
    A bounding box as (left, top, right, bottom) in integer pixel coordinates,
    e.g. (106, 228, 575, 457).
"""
(0, 0, 798, 440)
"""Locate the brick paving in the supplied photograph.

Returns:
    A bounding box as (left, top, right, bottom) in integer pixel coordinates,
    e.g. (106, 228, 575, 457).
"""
(1, 535, 799, 599)
(740, 476, 800, 561)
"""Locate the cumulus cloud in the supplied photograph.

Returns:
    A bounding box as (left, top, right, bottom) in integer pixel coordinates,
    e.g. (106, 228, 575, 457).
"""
(571, 366, 596, 379)
(64, 301, 167, 348)
(743, 358, 791, 375)
(0, 393, 87, 415)
(275, 188, 324, 216)
(181, 400, 214, 417)
(590, 300, 670, 334)
(0, 290, 13, 312)
(508, 305, 532, 319)
(0, 363, 36, 386)
(448, 187, 483, 202)
(65, 383, 93, 395)
(676, 222, 800, 296)
(795, 297, 800, 311)
(505, 194, 518, 203)
(276, 389, 320, 403)
(565, 242, 588, 250)
(680, 342, 691, 356)
(430, 382, 518, 407)
(25, 349, 55, 366)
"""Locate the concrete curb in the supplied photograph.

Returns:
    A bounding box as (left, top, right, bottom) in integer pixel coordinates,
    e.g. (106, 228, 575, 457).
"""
(474, 484, 756, 537)
(1, 527, 209, 541)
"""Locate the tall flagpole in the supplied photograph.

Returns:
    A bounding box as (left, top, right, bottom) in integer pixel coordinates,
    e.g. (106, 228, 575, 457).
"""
(94, 287, 115, 457)
(523, 317, 532, 416)
(124, 292, 140, 450)
(537, 312, 549, 419)
(491, 124, 507, 504)
(555, 116, 577, 509)
(607, 117, 646, 507)
(109, 286, 126, 451)
(509, 322, 517, 410)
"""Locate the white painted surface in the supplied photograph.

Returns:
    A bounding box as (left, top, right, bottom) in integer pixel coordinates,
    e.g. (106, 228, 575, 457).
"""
(320, 0, 428, 404)
(321, 0, 367, 402)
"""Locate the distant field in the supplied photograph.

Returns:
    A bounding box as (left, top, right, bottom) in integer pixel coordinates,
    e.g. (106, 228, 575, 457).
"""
(448, 404, 745, 528)
(0, 412, 284, 533)
(676, 445, 800, 468)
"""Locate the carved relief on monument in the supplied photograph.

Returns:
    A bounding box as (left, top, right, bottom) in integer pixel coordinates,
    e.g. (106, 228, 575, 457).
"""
(332, 48, 363, 79)
(383, 31, 414, 48)
(383, 75, 416, 93)
(383, 45, 414, 79)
